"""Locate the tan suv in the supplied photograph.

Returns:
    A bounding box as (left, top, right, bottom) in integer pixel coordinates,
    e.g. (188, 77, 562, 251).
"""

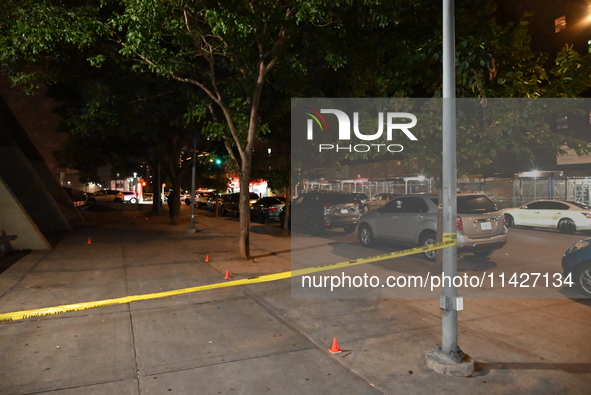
(358, 193, 507, 260)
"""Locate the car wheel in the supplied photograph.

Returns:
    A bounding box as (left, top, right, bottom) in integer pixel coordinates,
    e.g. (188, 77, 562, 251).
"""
(358, 224, 375, 247)
(362, 205, 369, 214)
(130, 197, 138, 204)
(575, 262, 591, 296)
(419, 231, 437, 261)
(473, 250, 493, 258)
(343, 224, 356, 234)
(558, 218, 576, 234)
(260, 213, 267, 224)
(504, 214, 514, 228)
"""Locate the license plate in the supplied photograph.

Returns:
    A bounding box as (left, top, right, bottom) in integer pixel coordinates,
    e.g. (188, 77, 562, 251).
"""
(341, 209, 349, 214)
(480, 222, 492, 230)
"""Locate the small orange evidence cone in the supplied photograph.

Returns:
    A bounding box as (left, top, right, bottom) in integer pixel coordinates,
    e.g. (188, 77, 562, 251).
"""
(328, 337, 342, 354)
(224, 270, 232, 279)
(87, 238, 92, 244)
(205, 255, 211, 262)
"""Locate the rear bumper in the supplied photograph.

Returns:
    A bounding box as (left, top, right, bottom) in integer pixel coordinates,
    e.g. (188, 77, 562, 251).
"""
(323, 216, 359, 229)
(457, 233, 508, 252)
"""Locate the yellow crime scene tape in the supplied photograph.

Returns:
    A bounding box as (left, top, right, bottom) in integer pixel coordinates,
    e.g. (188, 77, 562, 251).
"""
(0, 237, 457, 322)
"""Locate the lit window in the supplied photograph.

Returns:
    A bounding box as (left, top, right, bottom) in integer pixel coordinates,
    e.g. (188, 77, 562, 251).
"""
(588, 40, 591, 54)
(556, 115, 568, 129)
(555, 15, 566, 33)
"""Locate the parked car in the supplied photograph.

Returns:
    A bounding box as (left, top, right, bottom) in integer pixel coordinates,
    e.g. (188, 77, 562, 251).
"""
(250, 196, 286, 223)
(220, 192, 260, 217)
(291, 191, 361, 235)
(196, 192, 215, 208)
(121, 191, 138, 204)
(183, 193, 192, 205)
(361, 193, 398, 213)
(86, 190, 124, 203)
(142, 192, 154, 202)
(206, 194, 225, 212)
(357, 193, 507, 260)
(562, 237, 591, 296)
(503, 200, 591, 234)
(185, 191, 215, 207)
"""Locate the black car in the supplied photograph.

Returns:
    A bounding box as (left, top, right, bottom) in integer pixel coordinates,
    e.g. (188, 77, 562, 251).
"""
(221, 192, 260, 217)
(250, 196, 286, 223)
(290, 191, 361, 235)
(562, 237, 591, 296)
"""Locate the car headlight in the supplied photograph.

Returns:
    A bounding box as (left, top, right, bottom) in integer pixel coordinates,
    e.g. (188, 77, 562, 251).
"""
(565, 240, 591, 255)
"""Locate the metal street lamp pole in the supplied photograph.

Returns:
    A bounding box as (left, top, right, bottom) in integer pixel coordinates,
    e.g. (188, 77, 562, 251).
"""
(441, 0, 458, 358)
(426, 0, 473, 376)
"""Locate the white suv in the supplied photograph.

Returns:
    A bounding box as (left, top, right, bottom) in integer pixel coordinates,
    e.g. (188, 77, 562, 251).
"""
(121, 191, 138, 204)
(86, 190, 124, 203)
(357, 193, 508, 260)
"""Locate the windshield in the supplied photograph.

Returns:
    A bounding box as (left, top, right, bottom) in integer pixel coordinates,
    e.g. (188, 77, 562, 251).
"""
(457, 195, 498, 214)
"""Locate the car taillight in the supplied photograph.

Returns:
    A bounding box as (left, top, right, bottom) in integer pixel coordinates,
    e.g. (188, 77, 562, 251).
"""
(268, 207, 277, 211)
(456, 216, 463, 230)
(582, 212, 591, 219)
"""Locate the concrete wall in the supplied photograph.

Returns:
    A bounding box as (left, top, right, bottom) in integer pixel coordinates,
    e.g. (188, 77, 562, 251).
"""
(0, 147, 71, 235)
(0, 176, 51, 251)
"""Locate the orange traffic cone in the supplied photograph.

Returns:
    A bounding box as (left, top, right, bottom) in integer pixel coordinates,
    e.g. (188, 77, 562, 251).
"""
(328, 337, 342, 354)
(205, 255, 211, 262)
(87, 237, 92, 245)
(224, 270, 232, 279)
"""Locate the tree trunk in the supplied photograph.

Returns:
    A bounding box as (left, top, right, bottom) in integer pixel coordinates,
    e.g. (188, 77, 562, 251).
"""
(168, 185, 180, 224)
(238, 155, 252, 259)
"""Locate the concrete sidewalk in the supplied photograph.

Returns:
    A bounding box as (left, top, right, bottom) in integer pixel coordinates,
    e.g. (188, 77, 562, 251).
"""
(0, 205, 590, 394)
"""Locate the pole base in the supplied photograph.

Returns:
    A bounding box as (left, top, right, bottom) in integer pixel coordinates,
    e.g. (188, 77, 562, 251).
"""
(425, 347, 474, 377)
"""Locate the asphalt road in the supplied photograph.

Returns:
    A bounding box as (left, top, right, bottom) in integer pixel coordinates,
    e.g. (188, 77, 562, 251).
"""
(258, 218, 591, 299)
